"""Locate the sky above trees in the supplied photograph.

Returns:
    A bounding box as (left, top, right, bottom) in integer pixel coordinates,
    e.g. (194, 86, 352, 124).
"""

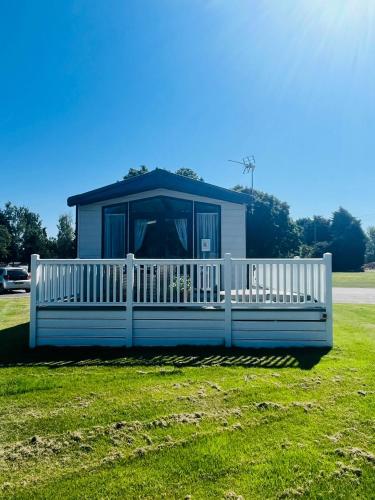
(0, 1, 374, 234)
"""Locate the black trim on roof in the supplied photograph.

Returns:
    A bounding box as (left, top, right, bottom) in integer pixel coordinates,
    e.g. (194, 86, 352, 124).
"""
(67, 168, 249, 207)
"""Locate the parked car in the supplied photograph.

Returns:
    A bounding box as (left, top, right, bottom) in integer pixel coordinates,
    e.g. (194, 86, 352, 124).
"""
(0, 267, 31, 293)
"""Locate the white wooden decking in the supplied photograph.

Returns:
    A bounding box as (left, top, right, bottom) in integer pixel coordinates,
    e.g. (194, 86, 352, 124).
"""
(29, 253, 333, 349)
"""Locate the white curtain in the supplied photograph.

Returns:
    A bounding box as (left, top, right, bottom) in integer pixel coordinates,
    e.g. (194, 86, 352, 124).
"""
(104, 214, 126, 258)
(174, 218, 188, 251)
(134, 219, 149, 252)
(196, 213, 219, 258)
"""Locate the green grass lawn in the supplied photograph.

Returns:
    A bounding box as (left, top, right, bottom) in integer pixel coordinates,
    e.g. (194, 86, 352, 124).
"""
(0, 298, 374, 499)
(333, 272, 375, 288)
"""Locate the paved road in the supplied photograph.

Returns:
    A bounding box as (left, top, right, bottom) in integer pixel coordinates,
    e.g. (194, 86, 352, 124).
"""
(333, 287, 375, 304)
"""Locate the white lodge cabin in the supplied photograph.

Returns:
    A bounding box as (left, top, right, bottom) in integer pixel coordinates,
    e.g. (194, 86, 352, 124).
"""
(70, 169, 248, 261)
(29, 170, 333, 349)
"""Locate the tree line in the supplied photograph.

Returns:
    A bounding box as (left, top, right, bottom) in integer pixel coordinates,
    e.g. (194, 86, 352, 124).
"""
(0, 202, 75, 265)
(0, 167, 374, 271)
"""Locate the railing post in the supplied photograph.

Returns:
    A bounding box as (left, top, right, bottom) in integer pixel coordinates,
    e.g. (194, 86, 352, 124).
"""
(224, 253, 232, 347)
(126, 253, 134, 348)
(324, 253, 333, 347)
(29, 254, 40, 349)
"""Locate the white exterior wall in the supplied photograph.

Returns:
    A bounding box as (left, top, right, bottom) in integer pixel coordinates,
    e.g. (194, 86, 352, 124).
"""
(77, 188, 246, 259)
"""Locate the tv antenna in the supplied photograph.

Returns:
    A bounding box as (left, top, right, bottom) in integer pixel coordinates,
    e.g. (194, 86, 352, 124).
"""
(228, 156, 256, 214)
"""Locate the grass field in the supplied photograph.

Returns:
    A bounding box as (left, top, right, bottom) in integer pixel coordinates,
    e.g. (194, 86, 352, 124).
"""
(0, 298, 374, 499)
(333, 272, 375, 288)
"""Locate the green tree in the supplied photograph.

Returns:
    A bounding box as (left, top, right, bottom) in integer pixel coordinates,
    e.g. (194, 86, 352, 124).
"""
(56, 214, 76, 258)
(175, 168, 203, 181)
(365, 226, 375, 263)
(0, 202, 50, 263)
(296, 216, 331, 247)
(233, 186, 301, 258)
(123, 165, 149, 179)
(0, 225, 11, 262)
(330, 207, 366, 271)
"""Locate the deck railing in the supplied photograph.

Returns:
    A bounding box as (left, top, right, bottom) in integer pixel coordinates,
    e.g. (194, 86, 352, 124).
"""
(31, 253, 332, 309)
(29, 253, 332, 349)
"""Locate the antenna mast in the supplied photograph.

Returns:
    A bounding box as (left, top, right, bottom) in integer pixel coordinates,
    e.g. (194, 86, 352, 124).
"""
(228, 156, 256, 214)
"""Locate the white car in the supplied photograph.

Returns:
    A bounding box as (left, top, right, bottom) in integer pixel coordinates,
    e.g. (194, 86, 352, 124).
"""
(0, 267, 31, 293)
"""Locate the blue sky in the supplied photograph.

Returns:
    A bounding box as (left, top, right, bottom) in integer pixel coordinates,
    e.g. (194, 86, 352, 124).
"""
(1, 0, 374, 235)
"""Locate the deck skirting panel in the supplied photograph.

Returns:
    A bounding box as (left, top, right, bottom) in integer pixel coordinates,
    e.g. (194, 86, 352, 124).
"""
(35, 306, 329, 348)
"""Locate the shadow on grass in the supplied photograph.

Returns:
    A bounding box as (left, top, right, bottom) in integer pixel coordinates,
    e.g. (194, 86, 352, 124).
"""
(0, 322, 330, 370)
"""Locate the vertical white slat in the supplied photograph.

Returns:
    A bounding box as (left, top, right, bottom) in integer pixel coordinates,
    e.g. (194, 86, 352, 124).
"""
(303, 263, 307, 303)
(202, 265, 207, 303)
(87, 264, 91, 303)
(120, 264, 124, 303)
(150, 265, 154, 303)
(105, 264, 110, 303)
(317, 263, 321, 304)
(248, 263, 253, 304)
(269, 263, 273, 304)
(297, 262, 301, 304)
(255, 264, 259, 303)
(183, 264, 187, 303)
(79, 262, 85, 302)
(276, 263, 280, 304)
(143, 264, 147, 303)
(283, 262, 286, 303)
(92, 265, 96, 303)
(210, 264, 215, 303)
(262, 264, 266, 303)
(234, 263, 239, 303)
(43, 264, 47, 303)
(99, 265, 104, 303)
(112, 265, 116, 303)
(39, 264, 44, 303)
(157, 265, 161, 303)
(66, 264, 71, 303)
(169, 264, 173, 303)
(290, 263, 294, 304)
(241, 262, 246, 302)
(135, 265, 139, 303)
(176, 264, 180, 304)
(190, 263, 194, 303)
(216, 264, 221, 303)
(311, 263, 315, 303)
(163, 264, 167, 303)
(72, 264, 77, 303)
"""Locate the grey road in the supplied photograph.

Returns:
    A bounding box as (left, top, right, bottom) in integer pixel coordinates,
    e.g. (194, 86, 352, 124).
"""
(333, 287, 375, 304)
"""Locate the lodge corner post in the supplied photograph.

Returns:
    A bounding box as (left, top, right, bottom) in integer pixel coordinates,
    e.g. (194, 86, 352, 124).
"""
(323, 252, 333, 347)
(29, 253, 40, 349)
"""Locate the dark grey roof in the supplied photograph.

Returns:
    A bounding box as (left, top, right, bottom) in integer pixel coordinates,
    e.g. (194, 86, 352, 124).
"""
(67, 168, 249, 206)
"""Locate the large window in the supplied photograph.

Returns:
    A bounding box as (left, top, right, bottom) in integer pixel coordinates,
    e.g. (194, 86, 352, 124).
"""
(102, 197, 221, 259)
(103, 204, 128, 258)
(130, 196, 193, 258)
(195, 202, 221, 258)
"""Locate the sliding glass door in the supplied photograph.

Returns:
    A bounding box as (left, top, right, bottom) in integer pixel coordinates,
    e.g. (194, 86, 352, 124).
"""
(102, 196, 221, 259)
(130, 196, 193, 258)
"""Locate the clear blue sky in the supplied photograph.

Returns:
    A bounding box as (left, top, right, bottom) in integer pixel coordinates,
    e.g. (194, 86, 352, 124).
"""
(1, 0, 374, 235)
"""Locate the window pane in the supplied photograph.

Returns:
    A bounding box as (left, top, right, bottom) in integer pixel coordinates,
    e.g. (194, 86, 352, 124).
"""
(195, 202, 220, 258)
(103, 205, 127, 258)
